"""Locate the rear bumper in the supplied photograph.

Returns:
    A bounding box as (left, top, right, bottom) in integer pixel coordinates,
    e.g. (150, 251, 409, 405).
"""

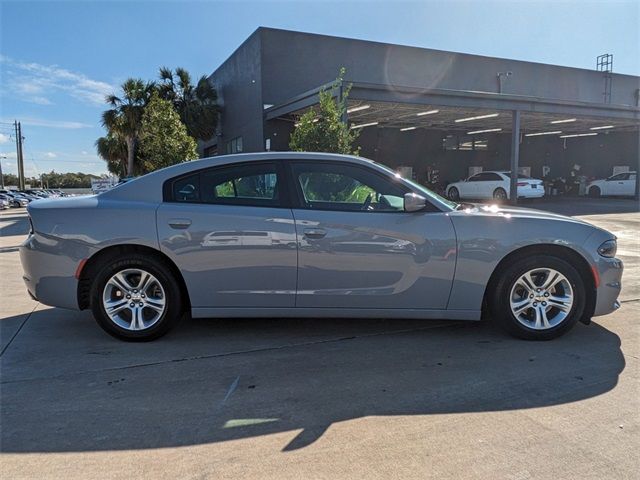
(593, 257, 624, 317)
(20, 233, 91, 310)
(518, 188, 545, 198)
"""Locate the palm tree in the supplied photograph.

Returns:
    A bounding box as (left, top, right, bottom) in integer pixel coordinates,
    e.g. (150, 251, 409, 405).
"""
(158, 67, 219, 141)
(101, 78, 154, 176)
(95, 134, 127, 177)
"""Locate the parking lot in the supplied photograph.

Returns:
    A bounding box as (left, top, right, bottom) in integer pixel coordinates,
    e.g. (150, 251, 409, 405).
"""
(1, 198, 638, 480)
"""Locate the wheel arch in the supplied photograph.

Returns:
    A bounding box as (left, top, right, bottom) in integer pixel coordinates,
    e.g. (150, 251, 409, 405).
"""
(77, 244, 191, 311)
(482, 243, 596, 321)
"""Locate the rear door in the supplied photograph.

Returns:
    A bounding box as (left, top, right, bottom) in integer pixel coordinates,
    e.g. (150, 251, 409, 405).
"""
(477, 172, 505, 199)
(157, 161, 297, 308)
(288, 161, 457, 310)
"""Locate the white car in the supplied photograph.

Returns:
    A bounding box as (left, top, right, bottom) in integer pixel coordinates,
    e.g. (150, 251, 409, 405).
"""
(446, 171, 544, 201)
(586, 171, 637, 197)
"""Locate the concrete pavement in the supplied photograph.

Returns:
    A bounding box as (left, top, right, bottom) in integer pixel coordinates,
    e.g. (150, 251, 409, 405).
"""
(1, 201, 638, 479)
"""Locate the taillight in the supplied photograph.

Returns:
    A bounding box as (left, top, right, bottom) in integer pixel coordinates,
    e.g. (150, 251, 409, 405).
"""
(517, 182, 528, 187)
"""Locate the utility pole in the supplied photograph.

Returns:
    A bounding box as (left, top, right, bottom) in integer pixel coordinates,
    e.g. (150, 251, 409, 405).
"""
(0, 155, 6, 189)
(15, 121, 25, 190)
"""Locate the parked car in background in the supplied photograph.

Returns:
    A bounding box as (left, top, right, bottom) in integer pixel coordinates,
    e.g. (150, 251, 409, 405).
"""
(21, 152, 622, 342)
(16, 191, 43, 202)
(0, 197, 9, 210)
(586, 171, 637, 197)
(446, 171, 544, 201)
(1, 190, 32, 202)
(0, 193, 28, 208)
(23, 189, 50, 198)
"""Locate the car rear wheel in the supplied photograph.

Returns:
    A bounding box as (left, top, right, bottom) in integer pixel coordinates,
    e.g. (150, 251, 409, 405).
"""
(588, 186, 601, 197)
(90, 254, 183, 341)
(448, 187, 460, 201)
(490, 255, 585, 340)
(493, 188, 507, 200)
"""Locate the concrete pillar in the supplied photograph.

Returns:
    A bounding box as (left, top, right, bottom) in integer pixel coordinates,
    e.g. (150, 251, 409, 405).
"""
(509, 110, 521, 204)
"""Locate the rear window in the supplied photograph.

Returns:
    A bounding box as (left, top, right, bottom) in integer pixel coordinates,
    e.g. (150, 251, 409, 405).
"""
(168, 162, 282, 207)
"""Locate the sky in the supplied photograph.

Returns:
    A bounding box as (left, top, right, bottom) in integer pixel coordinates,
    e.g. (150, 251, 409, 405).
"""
(0, 0, 638, 176)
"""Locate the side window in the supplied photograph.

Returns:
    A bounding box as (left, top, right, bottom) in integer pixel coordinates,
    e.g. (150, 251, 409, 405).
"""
(291, 162, 407, 212)
(486, 173, 503, 181)
(172, 173, 200, 202)
(169, 163, 281, 207)
(608, 173, 627, 181)
(468, 174, 482, 182)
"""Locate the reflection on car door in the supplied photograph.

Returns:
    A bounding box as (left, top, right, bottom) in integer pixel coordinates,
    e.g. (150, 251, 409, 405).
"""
(157, 162, 297, 308)
(289, 161, 457, 310)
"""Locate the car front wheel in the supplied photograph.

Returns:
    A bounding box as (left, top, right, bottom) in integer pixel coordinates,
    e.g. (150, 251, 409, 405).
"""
(491, 255, 585, 340)
(90, 254, 183, 341)
(448, 187, 460, 201)
(588, 186, 601, 197)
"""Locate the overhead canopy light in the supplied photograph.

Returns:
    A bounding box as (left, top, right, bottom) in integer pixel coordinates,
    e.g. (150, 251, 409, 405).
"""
(525, 131, 562, 137)
(559, 133, 598, 138)
(550, 118, 577, 124)
(455, 113, 499, 123)
(416, 109, 439, 116)
(400, 126, 416, 132)
(590, 125, 614, 130)
(347, 104, 371, 114)
(468, 128, 502, 134)
(350, 121, 378, 130)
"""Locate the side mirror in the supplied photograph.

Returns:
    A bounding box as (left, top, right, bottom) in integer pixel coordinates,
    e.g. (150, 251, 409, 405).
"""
(404, 193, 427, 212)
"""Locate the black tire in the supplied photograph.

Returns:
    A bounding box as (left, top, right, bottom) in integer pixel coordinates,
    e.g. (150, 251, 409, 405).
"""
(490, 255, 585, 340)
(90, 253, 184, 341)
(588, 186, 601, 197)
(493, 188, 507, 201)
(448, 187, 460, 201)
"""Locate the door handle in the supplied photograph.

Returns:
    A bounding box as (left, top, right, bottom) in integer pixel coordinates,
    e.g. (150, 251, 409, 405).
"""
(168, 218, 192, 229)
(303, 228, 327, 239)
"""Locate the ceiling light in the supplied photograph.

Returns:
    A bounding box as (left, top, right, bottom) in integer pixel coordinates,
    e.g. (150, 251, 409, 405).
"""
(347, 104, 371, 114)
(455, 113, 499, 123)
(559, 133, 598, 138)
(468, 128, 502, 134)
(400, 126, 416, 132)
(525, 131, 562, 137)
(590, 125, 614, 130)
(550, 118, 576, 124)
(416, 109, 439, 116)
(350, 121, 378, 130)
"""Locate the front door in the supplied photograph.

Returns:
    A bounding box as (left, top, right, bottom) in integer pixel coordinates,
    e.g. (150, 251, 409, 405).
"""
(288, 161, 457, 310)
(157, 161, 297, 308)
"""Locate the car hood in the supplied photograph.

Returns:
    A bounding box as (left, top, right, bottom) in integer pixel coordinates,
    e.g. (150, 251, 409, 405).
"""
(450, 202, 594, 226)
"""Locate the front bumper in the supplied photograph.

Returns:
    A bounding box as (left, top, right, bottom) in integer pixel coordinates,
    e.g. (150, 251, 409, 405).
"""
(593, 256, 624, 317)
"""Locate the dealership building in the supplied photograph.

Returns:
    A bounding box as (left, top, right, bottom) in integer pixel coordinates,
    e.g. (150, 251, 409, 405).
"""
(200, 27, 640, 201)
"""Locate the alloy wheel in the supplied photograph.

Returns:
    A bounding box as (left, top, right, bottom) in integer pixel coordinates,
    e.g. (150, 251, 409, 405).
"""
(509, 267, 574, 330)
(102, 268, 166, 331)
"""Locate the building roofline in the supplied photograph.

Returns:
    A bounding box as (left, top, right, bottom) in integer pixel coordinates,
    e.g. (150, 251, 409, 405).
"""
(255, 26, 639, 80)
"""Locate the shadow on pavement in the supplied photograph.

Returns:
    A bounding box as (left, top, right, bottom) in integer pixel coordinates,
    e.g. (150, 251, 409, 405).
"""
(0, 312, 625, 453)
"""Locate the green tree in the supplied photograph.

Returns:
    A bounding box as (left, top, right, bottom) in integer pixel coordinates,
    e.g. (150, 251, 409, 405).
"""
(289, 68, 360, 155)
(101, 78, 155, 176)
(158, 67, 219, 141)
(138, 93, 198, 174)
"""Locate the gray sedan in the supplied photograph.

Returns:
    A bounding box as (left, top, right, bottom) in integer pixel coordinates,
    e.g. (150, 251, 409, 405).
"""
(20, 152, 623, 341)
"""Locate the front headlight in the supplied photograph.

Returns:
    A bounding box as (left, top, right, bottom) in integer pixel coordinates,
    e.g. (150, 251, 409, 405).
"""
(597, 239, 617, 258)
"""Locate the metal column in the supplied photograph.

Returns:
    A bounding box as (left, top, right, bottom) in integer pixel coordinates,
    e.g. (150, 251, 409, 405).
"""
(509, 110, 521, 204)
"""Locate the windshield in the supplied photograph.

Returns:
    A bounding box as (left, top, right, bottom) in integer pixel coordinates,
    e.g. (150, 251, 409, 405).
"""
(372, 161, 458, 211)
